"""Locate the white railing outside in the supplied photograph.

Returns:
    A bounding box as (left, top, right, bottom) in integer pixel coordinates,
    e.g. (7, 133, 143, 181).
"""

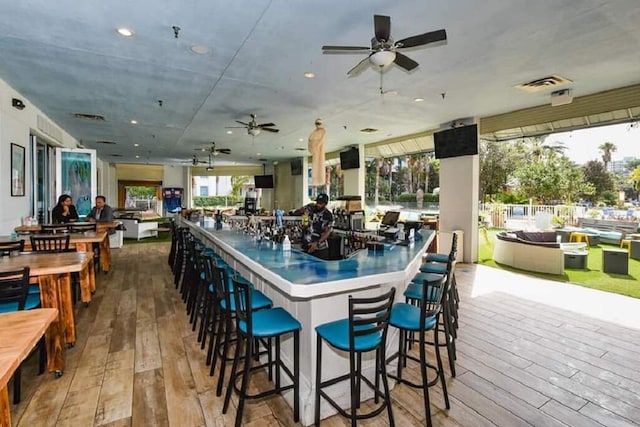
(479, 203, 589, 230)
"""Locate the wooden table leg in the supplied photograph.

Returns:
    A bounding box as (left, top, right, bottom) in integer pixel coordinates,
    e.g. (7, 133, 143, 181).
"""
(80, 259, 95, 301)
(100, 236, 111, 272)
(39, 274, 76, 347)
(0, 386, 11, 427)
(38, 274, 68, 372)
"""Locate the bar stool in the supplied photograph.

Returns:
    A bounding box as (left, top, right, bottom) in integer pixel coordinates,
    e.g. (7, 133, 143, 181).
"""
(388, 274, 450, 427)
(222, 279, 301, 427)
(620, 239, 631, 250)
(314, 288, 396, 427)
(409, 237, 459, 377)
(420, 232, 460, 322)
(208, 265, 272, 397)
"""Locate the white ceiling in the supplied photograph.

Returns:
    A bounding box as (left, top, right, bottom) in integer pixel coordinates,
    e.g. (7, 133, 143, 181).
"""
(1, 0, 639, 166)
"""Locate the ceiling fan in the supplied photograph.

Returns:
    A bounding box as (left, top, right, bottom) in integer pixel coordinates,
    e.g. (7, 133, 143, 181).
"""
(226, 114, 279, 136)
(182, 154, 208, 166)
(196, 141, 231, 156)
(322, 14, 447, 76)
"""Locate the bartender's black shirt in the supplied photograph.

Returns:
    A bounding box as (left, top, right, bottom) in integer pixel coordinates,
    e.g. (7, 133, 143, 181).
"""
(301, 203, 334, 251)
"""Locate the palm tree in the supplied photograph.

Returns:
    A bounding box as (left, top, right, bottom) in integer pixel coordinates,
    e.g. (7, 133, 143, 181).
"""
(230, 175, 250, 200)
(599, 141, 617, 170)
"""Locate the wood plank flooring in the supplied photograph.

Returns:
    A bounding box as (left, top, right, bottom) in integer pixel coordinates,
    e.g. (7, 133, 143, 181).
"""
(9, 242, 640, 426)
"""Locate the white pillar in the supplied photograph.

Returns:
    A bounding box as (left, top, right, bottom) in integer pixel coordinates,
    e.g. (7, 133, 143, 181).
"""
(438, 128, 479, 263)
(342, 144, 365, 198)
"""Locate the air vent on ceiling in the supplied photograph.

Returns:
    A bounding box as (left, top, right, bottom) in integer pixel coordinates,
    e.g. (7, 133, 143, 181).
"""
(360, 128, 379, 133)
(96, 140, 117, 145)
(295, 147, 306, 151)
(111, 154, 123, 157)
(258, 158, 268, 162)
(73, 113, 106, 121)
(514, 75, 573, 93)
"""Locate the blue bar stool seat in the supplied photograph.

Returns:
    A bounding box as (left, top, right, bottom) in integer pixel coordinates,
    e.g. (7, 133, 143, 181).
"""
(314, 288, 396, 426)
(387, 275, 450, 427)
(222, 279, 301, 427)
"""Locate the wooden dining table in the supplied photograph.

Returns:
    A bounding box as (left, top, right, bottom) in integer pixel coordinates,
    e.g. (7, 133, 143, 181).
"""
(0, 309, 63, 426)
(0, 252, 93, 349)
(15, 230, 111, 274)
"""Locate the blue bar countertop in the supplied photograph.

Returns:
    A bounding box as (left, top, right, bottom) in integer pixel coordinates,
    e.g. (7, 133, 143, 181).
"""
(185, 220, 435, 298)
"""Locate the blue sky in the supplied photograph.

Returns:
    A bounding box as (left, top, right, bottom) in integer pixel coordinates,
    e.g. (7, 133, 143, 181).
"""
(548, 122, 639, 165)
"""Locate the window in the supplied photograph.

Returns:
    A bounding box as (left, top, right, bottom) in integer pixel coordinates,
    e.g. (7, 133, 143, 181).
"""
(200, 186, 209, 197)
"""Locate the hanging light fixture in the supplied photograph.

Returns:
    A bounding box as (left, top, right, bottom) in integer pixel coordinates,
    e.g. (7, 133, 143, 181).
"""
(369, 51, 396, 67)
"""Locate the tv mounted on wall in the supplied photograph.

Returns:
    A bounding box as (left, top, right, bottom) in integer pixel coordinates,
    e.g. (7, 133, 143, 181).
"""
(339, 147, 360, 170)
(433, 124, 479, 159)
(254, 175, 274, 189)
(290, 158, 303, 176)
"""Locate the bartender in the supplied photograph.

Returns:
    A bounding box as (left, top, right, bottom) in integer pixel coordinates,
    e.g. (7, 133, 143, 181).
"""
(294, 193, 334, 260)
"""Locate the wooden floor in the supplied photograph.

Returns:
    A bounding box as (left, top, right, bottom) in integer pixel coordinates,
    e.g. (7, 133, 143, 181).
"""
(9, 242, 640, 426)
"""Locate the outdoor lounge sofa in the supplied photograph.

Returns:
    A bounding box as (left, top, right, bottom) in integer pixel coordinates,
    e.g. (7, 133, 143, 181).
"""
(577, 218, 638, 245)
(493, 231, 564, 275)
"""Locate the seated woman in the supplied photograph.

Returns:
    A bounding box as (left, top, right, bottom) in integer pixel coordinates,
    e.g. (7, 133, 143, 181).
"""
(51, 194, 79, 223)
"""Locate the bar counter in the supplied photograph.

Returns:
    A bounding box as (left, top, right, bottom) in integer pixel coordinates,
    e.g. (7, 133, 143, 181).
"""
(181, 219, 435, 425)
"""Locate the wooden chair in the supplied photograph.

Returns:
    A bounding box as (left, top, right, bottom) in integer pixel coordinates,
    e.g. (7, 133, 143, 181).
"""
(30, 234, 70, 253)
(0, 240, 25, 257)
(40, 224, 70, 234)
(0, 266, 46, 404)
(67, 223, 97, 233)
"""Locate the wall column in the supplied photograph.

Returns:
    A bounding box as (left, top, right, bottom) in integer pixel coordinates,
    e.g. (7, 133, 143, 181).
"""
(341, 144, 365, 198)
(438, 125, 479, 263)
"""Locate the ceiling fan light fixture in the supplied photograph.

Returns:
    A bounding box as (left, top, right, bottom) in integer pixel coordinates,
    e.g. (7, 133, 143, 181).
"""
(190, 45, 210, 55)
(116, 27, 134, 37)
(369, 50, 396, 67)
(248, 128, 261, 136)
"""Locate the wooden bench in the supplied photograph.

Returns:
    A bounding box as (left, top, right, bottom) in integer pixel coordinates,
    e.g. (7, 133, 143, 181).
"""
(577, 218, 639, 245)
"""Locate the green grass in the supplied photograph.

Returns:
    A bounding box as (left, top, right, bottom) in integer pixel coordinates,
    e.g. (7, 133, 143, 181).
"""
(478, 229, 640, 299)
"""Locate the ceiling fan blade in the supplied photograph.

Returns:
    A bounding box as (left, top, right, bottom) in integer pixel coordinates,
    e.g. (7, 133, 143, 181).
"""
(261, 127, 279, 133)
(374, 15, 391, 42)
(257, 122, 275, 128)
(218, 149, 231, 154)
(235, 120, 250, 126)
(394, 52, 419, 71)
(396, 29, 447, 48)
(322, 45, 371, 52)
(347, 56, 371, 76)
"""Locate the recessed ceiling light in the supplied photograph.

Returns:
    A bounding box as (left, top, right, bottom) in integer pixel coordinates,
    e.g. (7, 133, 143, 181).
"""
(133, 143, 139, 147)
(135, 155, 140, 159)
(304, 72, 315, 79)
(130, 119, 138, 124)
(414, 97, 425, 102)
(190, 45, 210, 55)
(116, 28, 134, 37)
(298, 138, 304, 142)
(226, 130, 233, 134)
(256, 152, 261, 156)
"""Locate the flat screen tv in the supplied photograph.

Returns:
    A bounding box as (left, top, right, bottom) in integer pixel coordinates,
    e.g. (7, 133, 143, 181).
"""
(254, 174, 274, 189)
(290, 158, 303, 176)
(339, 148, 360, 170)
(433, 124, 479, 159)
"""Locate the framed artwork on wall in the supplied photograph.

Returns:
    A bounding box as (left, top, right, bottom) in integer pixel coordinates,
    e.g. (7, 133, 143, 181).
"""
(11, 143, 25, 196)
(55, 148, 97, 217)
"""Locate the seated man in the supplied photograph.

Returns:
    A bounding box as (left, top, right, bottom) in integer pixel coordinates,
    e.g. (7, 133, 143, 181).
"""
(86, 196, 114, 222)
